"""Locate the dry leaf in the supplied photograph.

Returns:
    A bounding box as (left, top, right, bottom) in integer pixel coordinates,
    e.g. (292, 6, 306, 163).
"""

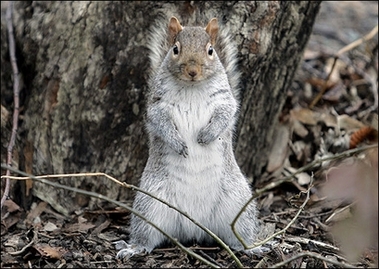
(306, 77, 336, 91)
(319, 111, 338, 128)
(1, 211, 22, 235)
(292, 119, 309, 138)
(322, 82, 346, 102)
(290, 107, 319, 125)
(3, 199, 21, 213)
(267, 123, 290, 173)
(337, 114, 365, 131)
(26, 202, 47, 226)
(1, 104, 10, 126)
(33, 244, 66, 260)
(43, 222, 59, 232)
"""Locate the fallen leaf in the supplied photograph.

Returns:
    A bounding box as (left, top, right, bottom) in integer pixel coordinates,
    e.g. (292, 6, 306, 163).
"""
(90, 219, 111, 236)
(43, 221, 59, 232)
(26, 202, 47, 226)
(1, 211, 22, 234)
(290, 107, 319, 125)
(322, 82, 346, 102)
(33, 244, 67, 260)
(267, 123, 290, 173)
(292, 119, 309, 138)
(319, 111, 338, 128)
(3, 199, 21, 213)
(337, 114, 365, 131)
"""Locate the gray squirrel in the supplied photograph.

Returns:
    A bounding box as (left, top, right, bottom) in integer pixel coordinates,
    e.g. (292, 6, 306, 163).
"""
(115, 16, 259, 259)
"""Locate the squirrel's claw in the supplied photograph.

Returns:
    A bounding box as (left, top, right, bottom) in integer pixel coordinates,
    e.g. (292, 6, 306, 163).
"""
(197, 129, 217, 145)
(179, 145, 189, 157)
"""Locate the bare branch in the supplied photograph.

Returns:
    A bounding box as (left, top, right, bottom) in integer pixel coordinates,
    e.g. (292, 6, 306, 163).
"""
(1, 1, 21, 210)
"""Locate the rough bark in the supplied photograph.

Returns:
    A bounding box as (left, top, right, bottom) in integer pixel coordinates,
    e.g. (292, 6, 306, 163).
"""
(1, 1, 321, 215)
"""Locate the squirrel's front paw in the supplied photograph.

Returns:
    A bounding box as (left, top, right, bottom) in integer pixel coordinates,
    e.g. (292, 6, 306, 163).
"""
(197, 129, 217, 145)
(171, 140, 188, 157)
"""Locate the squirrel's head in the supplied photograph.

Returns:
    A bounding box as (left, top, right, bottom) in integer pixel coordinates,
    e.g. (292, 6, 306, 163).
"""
(166, 16, 221, 82)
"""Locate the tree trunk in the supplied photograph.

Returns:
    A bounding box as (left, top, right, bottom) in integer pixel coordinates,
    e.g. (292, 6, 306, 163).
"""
(1, 1, 321, 215)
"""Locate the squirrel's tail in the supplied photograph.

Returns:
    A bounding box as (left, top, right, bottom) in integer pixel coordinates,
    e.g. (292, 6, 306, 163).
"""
(147, 15, 241, 100)
(215, 26, 241, 101)
(147, 14, 171, 84)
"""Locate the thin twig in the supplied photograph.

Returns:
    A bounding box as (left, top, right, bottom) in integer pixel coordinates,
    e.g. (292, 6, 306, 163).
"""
(270, 250, 357, 268)
(231, 144, 378, 248)
(1, 1, 21, 210)
(309, 24, 378, 108)
(283, 235, 340, 253)
(247, 179, 312, 249)
(337, 25, 378, 56)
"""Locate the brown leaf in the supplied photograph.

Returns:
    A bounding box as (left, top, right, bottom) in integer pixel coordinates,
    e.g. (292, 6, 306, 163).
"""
(26, 202, 47, 226)
(306, 77, 336, 91)
(1, 104, 10, 126)
(43, 221, 59, 232)
(266, 123, 290, 173)
(337, 114, 365, 132)
(290, 107, 319, 125)
(322, 82, 346, 102)
(292, 119, 309, 138)
(3, 199, 21, 213)
(33, 244, 66, 259)
(91, 220, 111, 236)
(1, 211, 22, 234)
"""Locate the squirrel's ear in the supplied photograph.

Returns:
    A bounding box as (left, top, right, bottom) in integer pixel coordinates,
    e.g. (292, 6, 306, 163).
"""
(205, 18, 218, 45)
(169, 16, 183, 44)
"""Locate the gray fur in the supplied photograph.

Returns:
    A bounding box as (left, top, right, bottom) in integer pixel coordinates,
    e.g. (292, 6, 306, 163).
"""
(115, 16, 259, 260)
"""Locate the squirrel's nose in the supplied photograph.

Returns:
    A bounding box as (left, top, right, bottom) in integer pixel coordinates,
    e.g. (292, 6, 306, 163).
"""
(188, 70, 198, 78)
(186, 65, 199, 79)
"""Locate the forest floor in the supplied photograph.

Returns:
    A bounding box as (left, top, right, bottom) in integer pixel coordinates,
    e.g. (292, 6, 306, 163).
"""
(1, 2, 378, 268)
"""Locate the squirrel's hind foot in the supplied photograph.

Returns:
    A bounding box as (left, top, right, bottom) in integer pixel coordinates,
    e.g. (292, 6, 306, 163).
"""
(113, 240, 145, 260)
(243, 240, 278, 258)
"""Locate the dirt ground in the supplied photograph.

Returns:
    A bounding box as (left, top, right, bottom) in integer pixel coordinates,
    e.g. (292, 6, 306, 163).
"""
(1, 1, 378, 268)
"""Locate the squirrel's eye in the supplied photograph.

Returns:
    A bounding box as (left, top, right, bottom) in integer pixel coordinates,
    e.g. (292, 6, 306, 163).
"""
(173, 45, 179, 55)
(208, 46, 213, 56)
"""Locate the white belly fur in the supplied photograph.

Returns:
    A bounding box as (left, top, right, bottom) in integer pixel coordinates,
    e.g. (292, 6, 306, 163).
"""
(161, 88, 224, 238)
